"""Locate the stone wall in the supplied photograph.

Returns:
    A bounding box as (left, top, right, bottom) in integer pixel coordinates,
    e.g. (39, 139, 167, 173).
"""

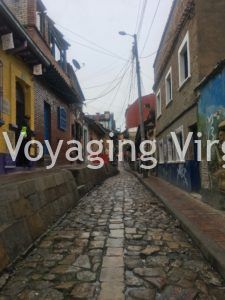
(0, 165, 118, 272)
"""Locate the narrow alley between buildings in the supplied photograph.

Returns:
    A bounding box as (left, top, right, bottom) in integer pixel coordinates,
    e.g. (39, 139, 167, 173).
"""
(0, 168, 224, 300)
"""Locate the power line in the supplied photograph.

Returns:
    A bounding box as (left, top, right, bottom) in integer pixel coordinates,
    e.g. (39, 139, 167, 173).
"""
(140, 50, 157, 59)
(85, 59, 131, 102)
(134, 0, 143, 33)
(80, 62, 121, 82)
(56, 23, 126, 61)
(118, 59, 136, 127)
(105, 58, 132, 109)
(141, 0, 161, 54)
(82, 75, 125, 90)
(67, 37, 127, 61)
(137, 0, 148, 39)
(131, 72, 137, 105)
(106, 62, 131, 111)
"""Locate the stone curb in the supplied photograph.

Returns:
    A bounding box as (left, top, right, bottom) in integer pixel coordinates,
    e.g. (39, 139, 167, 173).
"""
(129, 169, 225, 281)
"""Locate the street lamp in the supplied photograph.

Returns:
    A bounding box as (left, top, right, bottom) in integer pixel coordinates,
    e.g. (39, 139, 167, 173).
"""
(118, 31, 145, 144)
(119, 31, 147, 178)
(118, 31, 127, 36)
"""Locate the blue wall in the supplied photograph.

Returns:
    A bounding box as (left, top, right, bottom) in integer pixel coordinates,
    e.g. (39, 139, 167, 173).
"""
(157, 161, 200, 192)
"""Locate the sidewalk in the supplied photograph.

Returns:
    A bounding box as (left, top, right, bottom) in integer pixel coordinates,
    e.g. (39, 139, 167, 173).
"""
(131, 170, 225, 280)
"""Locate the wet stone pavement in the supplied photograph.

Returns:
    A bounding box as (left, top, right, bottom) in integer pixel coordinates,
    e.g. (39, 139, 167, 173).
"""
(0, 169, 225, 299)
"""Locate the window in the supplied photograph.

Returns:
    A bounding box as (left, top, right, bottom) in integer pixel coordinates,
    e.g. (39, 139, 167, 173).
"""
(167, 135, 174, 162)
(178, 32, 191, 87)
(36, 11, 45, 34)
(174, 126, 184, 161)
(58, 107, 67, 131)
(156, 90, 161, 118)
(158, 139, 164, 163)
(50, 33, 66, 69)
(55, 43, 61, 63)
(165, 68, 172, 105)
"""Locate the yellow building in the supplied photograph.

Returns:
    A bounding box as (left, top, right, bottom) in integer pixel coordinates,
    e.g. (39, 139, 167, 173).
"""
(0, 1, 49, 173)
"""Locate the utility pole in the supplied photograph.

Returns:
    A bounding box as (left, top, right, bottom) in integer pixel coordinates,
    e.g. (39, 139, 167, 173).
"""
(119, 31, 147, 177)
(133, 34, 145, 144)
(133, 34, 147, 178)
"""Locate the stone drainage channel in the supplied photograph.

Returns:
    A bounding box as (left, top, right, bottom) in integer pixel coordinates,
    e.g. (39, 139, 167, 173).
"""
(0, 169, 224, 299)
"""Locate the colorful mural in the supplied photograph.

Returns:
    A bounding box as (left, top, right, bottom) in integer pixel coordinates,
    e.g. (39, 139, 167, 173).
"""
(198, 66, 225, 192)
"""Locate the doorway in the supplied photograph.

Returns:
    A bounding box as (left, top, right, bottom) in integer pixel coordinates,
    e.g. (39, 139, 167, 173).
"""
(16, 82, 26, 166)
(44, 101, 51, 154)
(189, 124, 201, 192)
(16, 82, 25, 131)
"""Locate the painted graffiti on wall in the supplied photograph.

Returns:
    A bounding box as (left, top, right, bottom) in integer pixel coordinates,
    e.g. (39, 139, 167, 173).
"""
(198, 68, 225, 192)
(177, 164, 189, 189)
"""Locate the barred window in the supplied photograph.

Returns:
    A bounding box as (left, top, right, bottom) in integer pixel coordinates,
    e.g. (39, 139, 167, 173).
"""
(58, 106, 67, 131)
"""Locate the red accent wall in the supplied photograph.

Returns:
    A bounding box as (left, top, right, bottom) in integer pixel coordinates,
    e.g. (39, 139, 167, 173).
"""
(125, 94, 156, 129)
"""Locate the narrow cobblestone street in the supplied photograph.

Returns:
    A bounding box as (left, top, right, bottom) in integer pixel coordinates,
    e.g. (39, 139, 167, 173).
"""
(0, 169, 225, 300)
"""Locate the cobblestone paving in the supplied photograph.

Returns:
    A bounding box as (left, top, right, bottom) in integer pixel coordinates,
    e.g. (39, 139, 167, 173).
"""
(0, 169, 225, 299)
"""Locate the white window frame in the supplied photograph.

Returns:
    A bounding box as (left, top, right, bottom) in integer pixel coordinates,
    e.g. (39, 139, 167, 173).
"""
(156, 90, 162, 119)
(158, 139, 164, 164)
(36, 11, 41, 31)
(174, 125, 184, 162)
(178, 31, 191, 88)
(167, 134, 174, 163)
(165, 67, 173, 105)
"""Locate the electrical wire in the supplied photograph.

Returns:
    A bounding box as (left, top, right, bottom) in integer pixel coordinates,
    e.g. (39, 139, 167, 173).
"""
(131, 71, 137, 105)
(80, 61, 121, 82)
(104, 60, 132, 110)
(140, 50, 157, 59)
(67, 37, 127, 61)
(134, 0, 143, 33)
(85, 79, 126, 102)
(136, 0, 148, 39)
(141, 0, 161, 55)
(56, 23, 126, 61)
(118, 59, 136, 127)
(85, 59, 131, 102)
(82, 75, 125, 90)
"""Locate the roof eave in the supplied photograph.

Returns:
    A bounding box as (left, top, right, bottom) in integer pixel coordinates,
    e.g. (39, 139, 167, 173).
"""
(0, 1, 50, 67)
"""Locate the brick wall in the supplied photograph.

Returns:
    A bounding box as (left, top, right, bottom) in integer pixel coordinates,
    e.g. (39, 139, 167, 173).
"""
(3, 0, 28, 25)
(154, 0, 195, 86)
(27, 27, 72, 87)
(196, 0, 225, 78)
(154, 15, 199, 138)
(27, 0, 36, 26)
(34, 78, 72, 165)
(154, 0, 225, 139)
(4, 0, 72, 88)
(154, 0, 225, 191)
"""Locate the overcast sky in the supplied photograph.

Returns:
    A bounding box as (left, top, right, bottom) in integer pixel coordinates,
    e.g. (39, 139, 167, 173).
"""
(44, 0, 173, 130)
